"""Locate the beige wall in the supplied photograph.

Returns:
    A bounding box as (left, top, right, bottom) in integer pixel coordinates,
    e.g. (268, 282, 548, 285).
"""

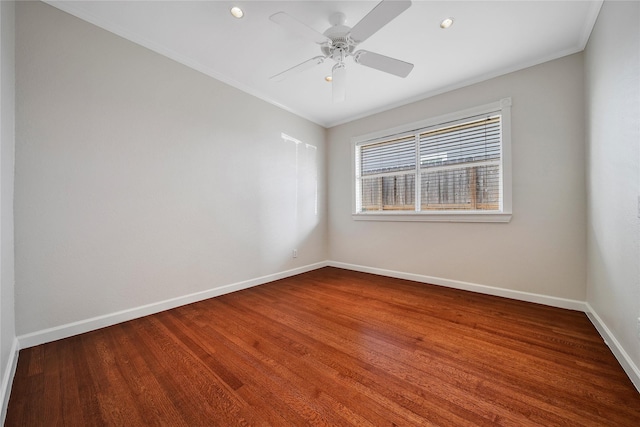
(585, 0, 640, 374)
(328, 53, 587, 301)
(15, 1, 327, 335)
(0, 0, 16, 419)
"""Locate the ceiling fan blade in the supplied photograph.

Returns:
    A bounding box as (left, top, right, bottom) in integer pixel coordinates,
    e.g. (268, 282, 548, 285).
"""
(270, 56, 326, 82)
(354, 50, 414, 78)
(349, 0, 411, 44)
(332, 63, 346, 103)
(270, 12, 332, 45)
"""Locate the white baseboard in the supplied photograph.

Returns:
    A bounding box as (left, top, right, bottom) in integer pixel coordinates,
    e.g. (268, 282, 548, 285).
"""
(1, 337, 19, 425)
(585, 304, 640, 393)
(327, 261, 587, 311)
(329, 261, 640, 393)
(15, 261, 588, 350)
(18, 262, 328, 349)
(14, 260, 639, 397)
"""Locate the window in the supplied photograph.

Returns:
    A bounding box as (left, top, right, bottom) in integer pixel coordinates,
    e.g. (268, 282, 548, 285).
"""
(353, 98, 512, 222)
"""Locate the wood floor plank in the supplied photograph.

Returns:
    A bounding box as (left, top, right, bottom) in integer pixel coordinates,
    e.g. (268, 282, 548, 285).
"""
(221, 288, 495, 426)
(193, 307, 360, 426)
(203, 300, 415, 426)
(83, 332, 149, 426)
(105, 323, 189, 426)
(133, 315, 260, 426)
(170, 305, 304, 426)
(72, 335, 109, 426)
(6, 267, 640, 426)
(6, 345, 44, 426)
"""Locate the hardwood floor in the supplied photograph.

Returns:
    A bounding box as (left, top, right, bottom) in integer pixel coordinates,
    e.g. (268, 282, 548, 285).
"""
(6, 267, 640, 426)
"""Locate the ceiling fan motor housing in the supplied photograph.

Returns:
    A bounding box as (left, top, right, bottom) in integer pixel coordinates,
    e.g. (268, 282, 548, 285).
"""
(322, 12, 355, 61)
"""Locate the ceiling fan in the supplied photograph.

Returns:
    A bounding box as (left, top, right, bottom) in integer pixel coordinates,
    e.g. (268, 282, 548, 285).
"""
(269, 0, 414, 103)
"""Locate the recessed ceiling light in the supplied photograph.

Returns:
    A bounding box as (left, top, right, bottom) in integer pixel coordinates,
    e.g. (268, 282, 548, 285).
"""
(230, 6, 244, 19)
(325, 75, 333, 82)
(440, 17, 454, 29)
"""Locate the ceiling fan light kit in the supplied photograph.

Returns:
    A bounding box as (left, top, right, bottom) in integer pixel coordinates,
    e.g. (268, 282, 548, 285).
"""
(269, 0, 414, 103)
(332, 62, 347, 102)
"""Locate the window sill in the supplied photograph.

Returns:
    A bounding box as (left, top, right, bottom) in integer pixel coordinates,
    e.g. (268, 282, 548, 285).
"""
(352, 211, 512, 223)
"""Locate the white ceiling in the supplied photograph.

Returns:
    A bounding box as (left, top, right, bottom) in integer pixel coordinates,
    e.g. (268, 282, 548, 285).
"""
(47, 0, 603, 127)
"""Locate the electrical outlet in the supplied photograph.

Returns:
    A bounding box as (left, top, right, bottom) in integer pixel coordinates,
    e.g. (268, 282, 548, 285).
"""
(292, 249, 298, 258)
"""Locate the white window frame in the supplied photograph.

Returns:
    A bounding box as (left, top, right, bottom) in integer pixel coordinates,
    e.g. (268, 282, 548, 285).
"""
(352, 98, 512, 223)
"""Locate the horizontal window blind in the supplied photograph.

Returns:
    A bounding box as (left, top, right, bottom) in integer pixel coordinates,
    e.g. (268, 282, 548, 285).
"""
(419, 116, 501, 167)
(419, 116, 501, 211)
(358, 136, 416, 211)
(360, 136, 415, 176)
(354, 98, 511, 220)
